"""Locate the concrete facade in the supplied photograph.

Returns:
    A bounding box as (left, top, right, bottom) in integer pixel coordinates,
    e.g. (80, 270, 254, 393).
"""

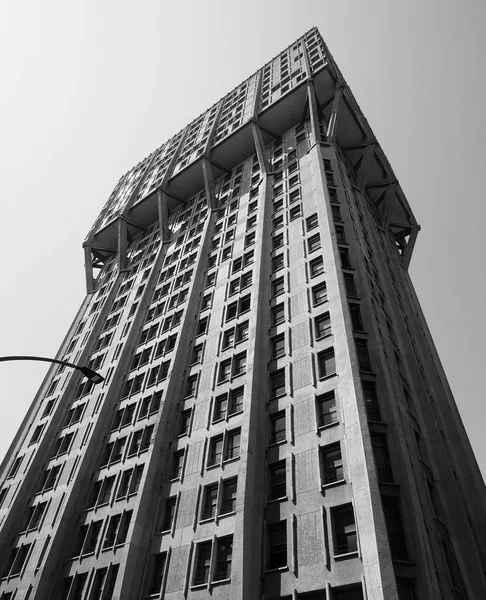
(0, 28, 485, 600)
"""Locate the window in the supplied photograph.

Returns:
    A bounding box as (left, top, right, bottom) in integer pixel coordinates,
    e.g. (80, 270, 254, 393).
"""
(332, 504, 357, 555)
(7, 456, 23, 479)
(289, 188, 300, 203)
(309, 256, 324, 277)
(344, 273, 357, 297)
(315, 312, 331, 338)
(273, 214, 284, 230)
(179, 409, 192, 436)
(317, 348, 336, 379)
(201, 483, 218, 520)
(306, 213, 318, 231)
(225, 429, 241, 460)
(335, 225, 346, 243)
(340, 248, 352, 269)
(196, 316, 209, 336)
(267, 521, 287, 569)
(22, 502, 47, 531)
(170, 450, 184, 480)
(225, 295, 251, 321)
(193, 543, 211, 586)
(161, 496, 177, 531)
(272, 277, 285, 297)
(29, 424, 44, 445)
(2, 544, 32, 578)
(307, 233, 321, 252)
(355, 339, 372, 371)
(36, 465, 61, 493)
(371, 434, 393, 483)
(382, 496, 408, 560)
(185, 374, 198, 397)
(213, 536, 233, 581)
(271, 304, 285, 325)
(270, 411, 286, 444)
(50, 432, 74, 458)
(271, 333, 285, 358)
(349, 304, 364, 331)
(322, 443, 344, 484)
(208, 435, 224, 467)
(270, 369, 285, 398)
(103, 510, 132, 548)
(316, 391, 338, 427)
(220, 478, 237, 515)
(205, 272, 216, 288)
(268, 461, 286, 500)
(289, 204, 301, 220)
(272, 254, 284, 272)
(245, 231, 256, 247)
(333, 585, 365, 600)
(145, 553, 167, 597)
(246, 215, 257, 230)
(396, 580, 417, 600)
(312, 282, 327, 306)
(42, 398, 56, 418)
(331, 204, 342, 221)
(272, 233, 284, 250)
(191, 343, 203, 364)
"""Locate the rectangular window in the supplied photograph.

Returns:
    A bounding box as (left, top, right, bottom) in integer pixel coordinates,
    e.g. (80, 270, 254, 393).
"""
(355, 339, 372, 371)
(316, 391, 338, 427)
(271, 333, 285, 358)
(268, 521, 287, 569)
(225, 429, 241, 461)
(270, 411, 286, 444)
(208, 435, 224, 467)
(185, 374, 198, 397)
(272, 254, 284, 272)
(349, 304, 364, 331)
(272, 277, 285, 297)
(335, 225, 346, 243)
(371, 434, 394, 483)
(312, 282, 327, 306)
(382, 496, 408, 560)
(332, 504, 357, 555)
(317, 348, 336, 379)
(191, 343, 204, 364)
(161, 496, 177, 531)
(220, 478, 237, 515)
(307, 233, 321, 253)
(309, 256, 324, 277)
(340, 248, 352, 269)
(271, 304, 285, 325)
(145, 553, 167, 597)
(363, 381, 381, 422)
(193, 541, 212, 585)
(268, 460, 286, 500)
(272, 233, 284, 250)
(270, 369, 285, 398)
(179, 409, 192, 436)
(213, 536, 233, 582)
(315, 312, 331, 339)
(322, 443, 344, 484)
(344, 274, 357, 297)
(170, 451, 184, 480)
(306, 213, 318, 231)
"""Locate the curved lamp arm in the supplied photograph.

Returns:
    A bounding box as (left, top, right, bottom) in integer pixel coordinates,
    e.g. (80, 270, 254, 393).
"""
(0, 356, 104, 384)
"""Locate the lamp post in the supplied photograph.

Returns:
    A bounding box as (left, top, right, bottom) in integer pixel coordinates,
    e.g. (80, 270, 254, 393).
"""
(0, 356, 104, 384)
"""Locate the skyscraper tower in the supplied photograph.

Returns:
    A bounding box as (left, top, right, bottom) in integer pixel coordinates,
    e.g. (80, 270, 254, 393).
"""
(0, 27, 484, 600)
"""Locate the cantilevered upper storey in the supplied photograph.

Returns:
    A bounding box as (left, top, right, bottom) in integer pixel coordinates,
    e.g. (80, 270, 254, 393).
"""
(84, 27, 419, 270)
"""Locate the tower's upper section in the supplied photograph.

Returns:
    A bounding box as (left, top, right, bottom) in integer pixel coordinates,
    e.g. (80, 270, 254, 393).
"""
(85, 27, 418, 265)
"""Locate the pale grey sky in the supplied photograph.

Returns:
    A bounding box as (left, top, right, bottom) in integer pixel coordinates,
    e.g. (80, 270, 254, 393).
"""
(0, 0, 485, 479)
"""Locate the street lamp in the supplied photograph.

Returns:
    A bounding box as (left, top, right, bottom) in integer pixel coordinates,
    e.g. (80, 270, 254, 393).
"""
(0, 356, 104, 384)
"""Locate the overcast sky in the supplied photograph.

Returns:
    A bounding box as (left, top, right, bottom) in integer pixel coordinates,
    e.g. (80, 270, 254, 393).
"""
(0, 0, 485, 480)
